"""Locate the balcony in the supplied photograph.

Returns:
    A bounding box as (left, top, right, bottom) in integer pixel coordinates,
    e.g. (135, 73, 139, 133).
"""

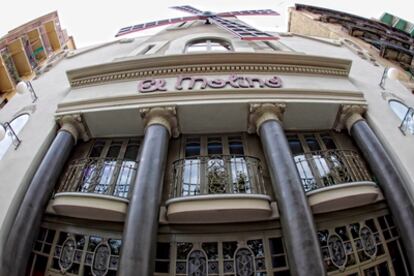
(294, 150, 383, 213)
(51, 157, 138, 221)
(165, 155, 275, 223)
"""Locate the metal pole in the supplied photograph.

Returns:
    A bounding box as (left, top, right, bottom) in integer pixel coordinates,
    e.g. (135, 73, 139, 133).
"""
(118, 124, 169, 276)
(351, 120, 414, 273)
(259, 120, 325, 276)
(1, 130, 75, 276)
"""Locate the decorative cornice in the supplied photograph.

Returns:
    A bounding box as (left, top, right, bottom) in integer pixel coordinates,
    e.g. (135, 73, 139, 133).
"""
(248, 103, 286, 134)
(67, 52, 351, 89)
(334, 104, 367, 132)
(139, 106, 179, 138)
(57, 114, 90, 143)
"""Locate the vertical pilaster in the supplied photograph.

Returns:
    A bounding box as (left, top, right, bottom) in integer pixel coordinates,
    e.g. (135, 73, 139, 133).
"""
(248, 103, 325, 276)
(342, 105, 414, 273)
(1, 115, 88, 276)
(118, 107, 178, 276)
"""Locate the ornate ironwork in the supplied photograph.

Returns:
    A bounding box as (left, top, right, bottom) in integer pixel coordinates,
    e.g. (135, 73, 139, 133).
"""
(187, 250, 207, 276)
(235, 248, 255, 276)
(92, 243, 111, 276)
(59, 237, 76, 271)
(360, 226, 377, 257)
(56, 157, 139, 198)
(328, 234, 347, 269)
(293, 149, 374, 192)
(171, 155, 266, 198)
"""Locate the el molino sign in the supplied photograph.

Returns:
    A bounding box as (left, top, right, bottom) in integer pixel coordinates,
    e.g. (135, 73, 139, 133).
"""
(138, 75, 282, 93)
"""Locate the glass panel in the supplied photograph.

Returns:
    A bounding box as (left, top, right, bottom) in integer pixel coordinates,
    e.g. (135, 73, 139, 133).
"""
(208, 137, 222, 155)
(90, 141, 105, 158)
(229, 136, 244, 155)
(387, 240, 410, 276)
(269, 238, 284, 255)
(320, 133, 337, 150)
(305, 135, 321, 151)
(185, 138, 201, 157)
(235, 248, 255, 275)
(287, 135, 303, 155)
(187, 250, 207, 276)
(389, 100, 409, 120)
(124, 145, 139, 161)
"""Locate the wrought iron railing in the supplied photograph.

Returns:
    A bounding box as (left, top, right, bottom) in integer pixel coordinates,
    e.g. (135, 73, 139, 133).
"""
(56, 157, 139, 198)
(399, 107, 414, 135)
(170, 155, 266, 198)
(293, 150, 374, 192)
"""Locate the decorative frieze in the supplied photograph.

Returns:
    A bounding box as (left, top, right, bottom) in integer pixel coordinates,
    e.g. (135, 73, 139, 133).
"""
(69, 64, 348, 89)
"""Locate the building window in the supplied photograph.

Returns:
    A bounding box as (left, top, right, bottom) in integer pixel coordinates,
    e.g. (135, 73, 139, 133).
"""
(287, 132, 373, 192)
(0, 113, 30, 160)
(389, 100, 414, 134)
(27, 226, 122, 276)
(171, 135, 266, 198)
(185, 39, 232, 53)
(318, 214, 410, 275)
(156, 234, 289, 275)
(56, 138, 140, 198)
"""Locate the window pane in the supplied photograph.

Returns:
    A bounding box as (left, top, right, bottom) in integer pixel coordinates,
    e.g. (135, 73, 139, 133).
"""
(304, 135, 321, 151)
(185, 138, 200, 157)
(208, 137, 222, 155)
(287, 135, 303, 155)
(389, 100, 409, 120)
(320, 133, 337, 150)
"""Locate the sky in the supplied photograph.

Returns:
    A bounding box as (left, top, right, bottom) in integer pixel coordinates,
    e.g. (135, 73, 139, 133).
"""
(2, 0, 414, 48)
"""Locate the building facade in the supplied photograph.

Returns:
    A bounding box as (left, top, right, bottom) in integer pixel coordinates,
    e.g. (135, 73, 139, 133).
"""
(0, 9, 414, 276)
(0, 11, 75, 107)
(289, 4, 414, 93)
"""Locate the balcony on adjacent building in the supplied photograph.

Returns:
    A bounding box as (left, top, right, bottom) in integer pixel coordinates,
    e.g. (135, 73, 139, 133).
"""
(165, 154, 275, 223)
(293, 149, 383, 213)
(51, 157, 138, 221)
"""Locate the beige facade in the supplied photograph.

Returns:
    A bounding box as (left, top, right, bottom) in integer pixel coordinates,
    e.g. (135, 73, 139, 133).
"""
(0, 13, 413, 276)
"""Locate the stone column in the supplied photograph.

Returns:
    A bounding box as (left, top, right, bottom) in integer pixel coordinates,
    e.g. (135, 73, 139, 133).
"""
(248, 104, 325, 276)
(341, 104, 414, 273)
(118, 107, 178, 276)
(1, 115, 88, 276)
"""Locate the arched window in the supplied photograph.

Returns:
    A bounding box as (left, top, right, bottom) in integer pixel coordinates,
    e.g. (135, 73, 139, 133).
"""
(389, 100, 414, 134)
(185, 39, 232, 53)
(0, 113, 30, 159)
(389, 100, 408, 120)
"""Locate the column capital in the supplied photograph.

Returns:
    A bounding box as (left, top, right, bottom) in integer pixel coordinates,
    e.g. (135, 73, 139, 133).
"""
(334, 104, 367, 133)
(140, 106, 179, 138)
(248, 103, 286, 134)
(57, 115, 90, 144)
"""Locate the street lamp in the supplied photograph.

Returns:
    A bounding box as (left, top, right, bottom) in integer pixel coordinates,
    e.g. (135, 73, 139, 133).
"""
(0, 122, 22, 149)
(16, 81, 38, 102)
(379, 67, 400, 89)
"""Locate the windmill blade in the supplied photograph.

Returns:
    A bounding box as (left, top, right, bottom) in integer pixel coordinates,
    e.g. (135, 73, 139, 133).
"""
(115, 15, 201, 37)
(170, 5, 204, 15)
(217, 9, 279, 18)
(210, 16, 278, 41)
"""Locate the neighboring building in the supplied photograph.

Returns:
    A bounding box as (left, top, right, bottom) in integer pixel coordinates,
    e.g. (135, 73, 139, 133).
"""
(289, 4, 414, 93)
(0, 11, 76, 107)
(380, 13, 414, 37)
(0, 5, 414, 276)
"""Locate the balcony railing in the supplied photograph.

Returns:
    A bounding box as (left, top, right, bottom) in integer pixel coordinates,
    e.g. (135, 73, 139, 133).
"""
(56, 157, 139, 198)
(170, 155, 266, 198)
(293, 150, 374, 192)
